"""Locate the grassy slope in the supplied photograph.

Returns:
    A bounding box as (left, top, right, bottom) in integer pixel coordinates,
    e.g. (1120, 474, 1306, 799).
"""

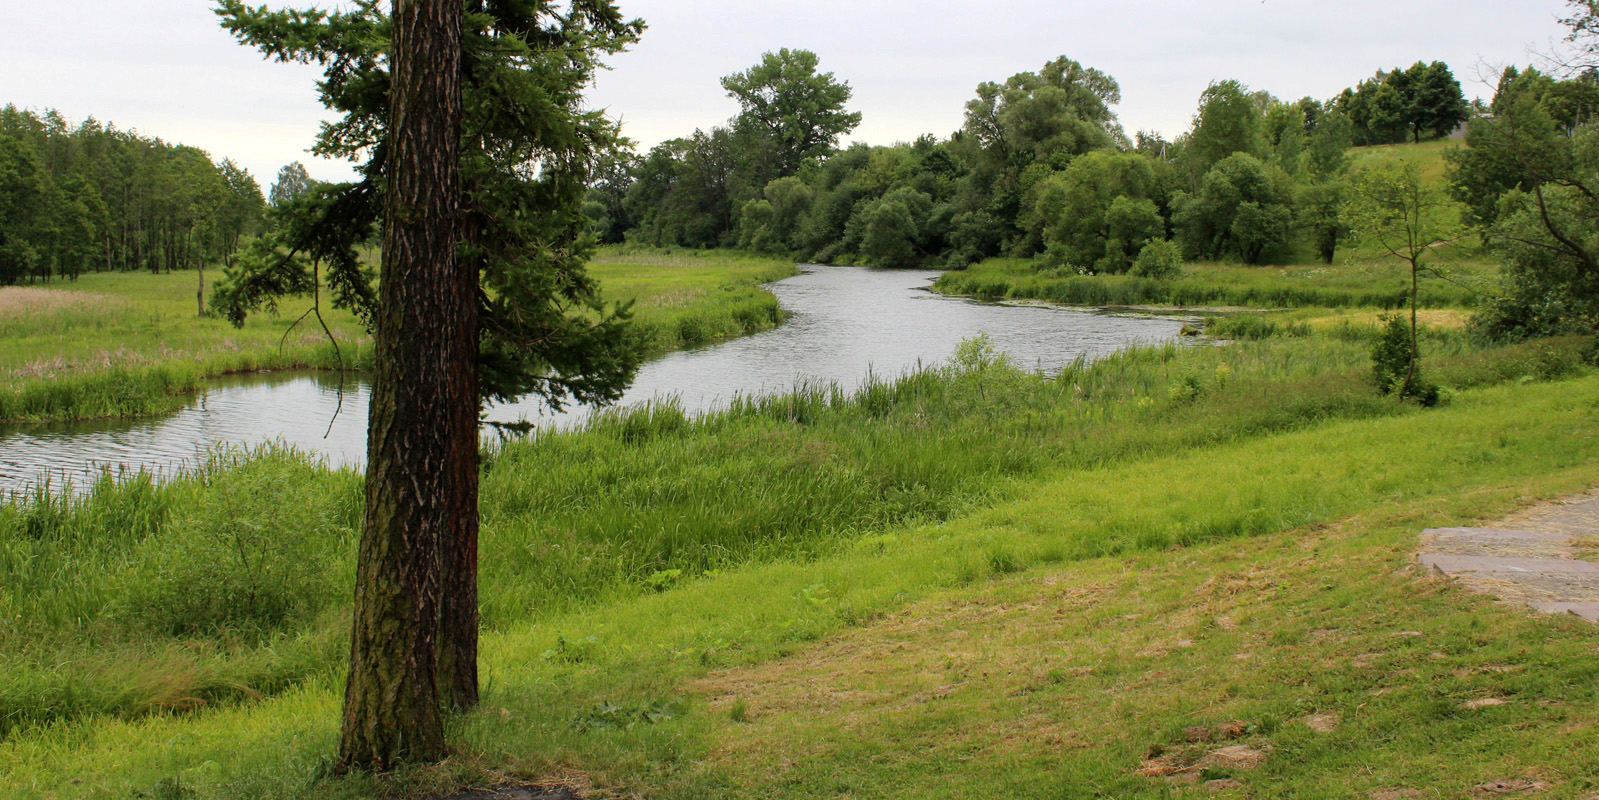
(0, 315, 1595, 797)
(0, 249, 797, 423)
(2, 366, 1596, 798)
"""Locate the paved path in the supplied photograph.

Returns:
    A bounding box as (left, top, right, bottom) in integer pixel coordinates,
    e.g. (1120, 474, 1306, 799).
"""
(1418, 492, 1599, 622)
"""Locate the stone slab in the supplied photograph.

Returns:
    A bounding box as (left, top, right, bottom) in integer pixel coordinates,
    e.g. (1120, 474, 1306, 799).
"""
(1495, 494, 1599, 538)
(1529, 602, 1599, 623)
(1419, 493, 1599, 624)
(1418, 528, 1575, 558)
(1419, 553, 1599, 575)
(1453, 571, 1599, 603)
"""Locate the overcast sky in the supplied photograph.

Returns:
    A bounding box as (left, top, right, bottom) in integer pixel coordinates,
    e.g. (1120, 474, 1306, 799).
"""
(0, 1, 1576, 187)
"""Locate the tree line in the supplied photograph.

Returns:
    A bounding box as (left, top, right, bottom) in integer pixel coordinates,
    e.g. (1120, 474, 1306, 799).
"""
(0, 106, 266, 285)
(587, 55, 1476, 276)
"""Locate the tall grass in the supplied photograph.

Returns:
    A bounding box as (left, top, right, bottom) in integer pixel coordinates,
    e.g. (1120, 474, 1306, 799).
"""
(0, 324, 1586, 736)
(0, 249, 797, 423)
(936, 256, 1492, 310)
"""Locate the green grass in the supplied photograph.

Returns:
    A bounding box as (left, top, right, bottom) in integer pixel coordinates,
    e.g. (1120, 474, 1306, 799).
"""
(1, 315, 1595, 796)
(0, 248, 797, 423)
(1350, 138, 1459, 185)
(1, 335, 1596, 798)
(935, 254, 1496, 311)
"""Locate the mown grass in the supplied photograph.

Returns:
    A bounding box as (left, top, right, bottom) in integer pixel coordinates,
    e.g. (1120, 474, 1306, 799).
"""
(0, 308, 1593, 792)
(0, 249, 796, 423)
(2, 338, 1596, 798)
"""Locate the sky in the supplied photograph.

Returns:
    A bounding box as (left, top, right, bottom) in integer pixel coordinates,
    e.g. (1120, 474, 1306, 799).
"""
(0, 0, 1577, 188)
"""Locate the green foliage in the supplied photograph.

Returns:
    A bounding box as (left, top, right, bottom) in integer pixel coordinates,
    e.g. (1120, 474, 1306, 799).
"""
(936, 256, 1485, 310)
(568, 699, 684, 732)
(1173, 152, 1296, 264)
(1446, 81, 1599, 341)
(1029, 151, 1162, 274)
(961, 57, 1123, 170)
(1185, 80, 1266, 177)
(721, 48, 862, 178)
(1297, 179, 1351, 264)
(111, 451, 356, 638)
(1333, 61, 1469, 146)
(215, 0, 647, 409)
(0, 105, 263, 284)
(1371, 314, 1439, 404)
(854, 187, 935, 268)
(1131, 239, 1182, 280)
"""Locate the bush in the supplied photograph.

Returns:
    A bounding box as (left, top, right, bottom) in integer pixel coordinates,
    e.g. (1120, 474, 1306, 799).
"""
(111, 451, 357, 638)
(1131, 239, 1183, 280)
(1371, 315, 1439, 405)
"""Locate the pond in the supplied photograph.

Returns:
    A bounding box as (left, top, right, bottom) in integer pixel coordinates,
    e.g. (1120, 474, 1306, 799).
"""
(0, 265, 1191, 493)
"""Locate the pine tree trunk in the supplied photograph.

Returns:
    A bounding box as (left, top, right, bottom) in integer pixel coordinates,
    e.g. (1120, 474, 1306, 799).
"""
(439, 237, 480, 711)
(337, 0, 464, 770)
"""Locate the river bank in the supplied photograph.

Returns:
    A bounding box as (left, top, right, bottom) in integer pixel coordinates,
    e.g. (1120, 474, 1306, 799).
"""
(0, 263, 1186, 493)
(0, 249, 796, 424)
(2, 311, 1595, 796)
(933, 256, 1497, 311)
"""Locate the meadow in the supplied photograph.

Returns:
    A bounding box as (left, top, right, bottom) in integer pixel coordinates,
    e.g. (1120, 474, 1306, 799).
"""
(2, 305, 1596, 796)
(0, 249, 796, 423)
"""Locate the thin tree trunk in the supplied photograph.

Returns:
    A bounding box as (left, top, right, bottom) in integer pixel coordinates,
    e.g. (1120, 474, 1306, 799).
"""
(337, 0, 464, 771)
(1405, 257, 1419, 396)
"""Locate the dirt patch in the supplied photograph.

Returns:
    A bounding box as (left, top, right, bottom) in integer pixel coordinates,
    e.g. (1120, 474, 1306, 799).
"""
(436, 788, 582, 800)
(1140, 743, 1269, 783)
(1472, 778, 1552, 795)
(1300, 712, 1341, 733)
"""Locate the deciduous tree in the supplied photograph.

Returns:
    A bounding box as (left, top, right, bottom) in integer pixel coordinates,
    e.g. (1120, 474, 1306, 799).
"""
(722, 48, 861, 178)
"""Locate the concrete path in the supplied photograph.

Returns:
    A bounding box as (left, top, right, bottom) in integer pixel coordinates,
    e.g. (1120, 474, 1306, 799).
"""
(1418, 492, 1599, 623)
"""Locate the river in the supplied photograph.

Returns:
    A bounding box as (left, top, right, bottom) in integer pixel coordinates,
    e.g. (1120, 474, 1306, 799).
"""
(0, 265, 1189, 493)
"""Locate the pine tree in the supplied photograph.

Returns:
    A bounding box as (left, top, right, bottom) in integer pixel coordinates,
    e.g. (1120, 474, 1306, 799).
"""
(215, 0, 645, 768)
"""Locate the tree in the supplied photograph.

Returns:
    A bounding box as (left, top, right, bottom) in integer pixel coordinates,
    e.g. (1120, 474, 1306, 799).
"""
(268, 161, 314, 209)
(215, 0, 644, 769)
(721, 48, 861, 178)
(1414, 61, 1470, 141)
(1172, 152, 1294, 264)
(1445, 65, 1599, 341)
(0, 129, 45, 285)
(1184, 80, 1265, 180)
(1348, 162, 1461, 398)
(1028, 151, 1161, 273)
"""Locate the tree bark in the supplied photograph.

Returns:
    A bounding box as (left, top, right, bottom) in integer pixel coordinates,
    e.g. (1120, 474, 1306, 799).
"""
(337, 0, 464, 770)
(438, 215, 481, 713)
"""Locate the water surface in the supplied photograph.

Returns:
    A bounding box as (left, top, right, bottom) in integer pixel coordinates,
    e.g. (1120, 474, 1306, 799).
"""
(0, 266, 1188, 492)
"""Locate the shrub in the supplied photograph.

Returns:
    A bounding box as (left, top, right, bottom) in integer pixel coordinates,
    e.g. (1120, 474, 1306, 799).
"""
(1131, 239, 1183, 280)
(1371, 315, 1439, 405)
